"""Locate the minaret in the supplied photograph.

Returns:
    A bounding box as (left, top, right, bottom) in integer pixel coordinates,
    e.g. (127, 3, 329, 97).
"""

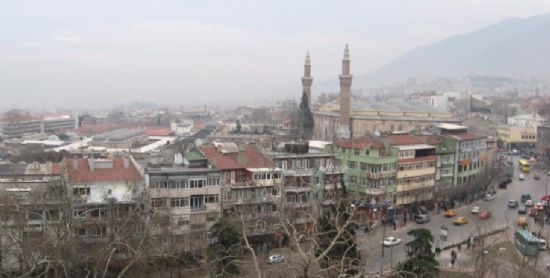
(302, 51, 313, 108)
(338, 43, 352, 139)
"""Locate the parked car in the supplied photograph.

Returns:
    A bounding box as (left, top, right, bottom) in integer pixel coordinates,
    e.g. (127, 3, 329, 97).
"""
(453, 217, 469, 225)
(484, 194, 495, 201)
(478, 211, 491, 220)
(519, 174, 525, 180)
(444, 209, 457, 217)
(534, 174, 540, 180)
(383, 236, 402, 247)
(267, 254, 286, 264)
(470, 206, 481, 214)
(518, 207, 527, 214)
(508, 200, 519, 208)
(517, 216, 528, 227)
(414, 214, 431, 224)
(538, 239, 547, 250)
(499, 177, 512, 189)
(525, 199, 533, 207)
(521, 194, 532, 203)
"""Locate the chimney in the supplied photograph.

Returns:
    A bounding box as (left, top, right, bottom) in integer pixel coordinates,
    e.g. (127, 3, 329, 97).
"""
(88, 157, 95, 171)
(72, 159, 78, 170)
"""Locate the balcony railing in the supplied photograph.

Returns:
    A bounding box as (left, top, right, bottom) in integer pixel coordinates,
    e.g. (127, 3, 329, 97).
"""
(227, 195, 280, 205)
(365, 170, 397, 179)
(191, 205, 207, 212)
(190, 223, 207, 230)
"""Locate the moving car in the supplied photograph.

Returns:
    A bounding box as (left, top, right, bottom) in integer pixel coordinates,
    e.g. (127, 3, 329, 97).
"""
(525, 199, 533, 207)
(414, 214, 431, 224)
(519, 174, 525, 180)
(470, 206, 481, 214)
(383, 236, 402, 247)
(478, 211, 491, 220)
(444, 209, 457, 217)
(518, 207, 527, 214)
(453, 217, 469, 225)
(508, 200, 519, 208)
(484, 194, 495, 201)
(517, 216, 528, 227)
(521, 194, 532, 203)
(267, 254, 286, 264)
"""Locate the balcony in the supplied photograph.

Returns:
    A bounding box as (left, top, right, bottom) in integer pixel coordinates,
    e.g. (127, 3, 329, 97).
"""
(190, 223, 207, 230)
(397, 167, 436, 178)
(227, 195, 280, 205)
(396, 180, 435, 192)
(365, 170, 397, 179)
(191, 205, 207, 212)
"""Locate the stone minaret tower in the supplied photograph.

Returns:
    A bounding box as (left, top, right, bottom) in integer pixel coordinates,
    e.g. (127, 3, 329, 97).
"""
(338, 43, 352, 139)
(302, 51, 313, 108)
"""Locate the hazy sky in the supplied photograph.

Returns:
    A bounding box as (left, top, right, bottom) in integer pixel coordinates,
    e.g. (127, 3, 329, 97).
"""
(1, 0, 550, 111)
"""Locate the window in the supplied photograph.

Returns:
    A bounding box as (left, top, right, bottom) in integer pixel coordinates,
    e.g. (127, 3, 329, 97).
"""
(169, 180, 177, 188)
(365, 150, 370, 156)
(354, 149, 360, 155)
(177, 219, 189, 226)
(170, 197, 189, 208)
(360, 162, 367, 171)
(151, 198, 166, 208)
(207, 178, 220, 186)
(73, 209, 87, 218)
(205, 194, 219, 204)
(347, 161, 356, 169)
(287, 195, 296, 203)
(207, 213, 218, 222)
(88, 227, 107, 238)
(349, 176, 357, 183)
(72, 187, 90, 196)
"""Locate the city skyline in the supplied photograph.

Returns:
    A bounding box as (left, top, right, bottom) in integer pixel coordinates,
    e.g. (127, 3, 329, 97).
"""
(1, 1, 550, 111)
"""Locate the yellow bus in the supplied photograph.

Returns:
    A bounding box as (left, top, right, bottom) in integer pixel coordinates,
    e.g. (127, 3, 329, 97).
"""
(518, 159, 530, 173)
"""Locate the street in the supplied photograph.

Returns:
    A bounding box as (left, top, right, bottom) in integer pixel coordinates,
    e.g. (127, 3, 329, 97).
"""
(361, 155, 550, 274)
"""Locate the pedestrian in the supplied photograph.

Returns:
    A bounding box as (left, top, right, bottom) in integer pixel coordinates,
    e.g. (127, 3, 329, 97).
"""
(458, 243, 462, 252)
(393, 221, 397, 231)
(450, 250, 456, 268)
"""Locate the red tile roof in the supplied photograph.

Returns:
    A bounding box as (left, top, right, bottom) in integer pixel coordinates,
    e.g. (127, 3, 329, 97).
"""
(51, 164, 62, 175)
(446, 133, 486, 141)
(386, 135, 426, 146)
(200, 145, 274, 170)
(418, 135, 442, 145)
(144, 127, 173, 136)
(65, 157, 143, 183)
(336, 137, 385, 149)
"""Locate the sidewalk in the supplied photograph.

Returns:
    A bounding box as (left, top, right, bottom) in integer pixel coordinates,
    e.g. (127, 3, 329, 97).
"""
(436, 247, 476, 273)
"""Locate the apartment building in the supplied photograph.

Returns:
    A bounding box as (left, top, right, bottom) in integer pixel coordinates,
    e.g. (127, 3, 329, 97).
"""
(64, 156, 146, 244)
(264, 141, 344, 226)
(496, 113, 545, 150)
(147, 150, 221, 253)
(1, 113, 76, 138)
(332, 137, 398, 203)
(0, 162, 66, 272)
(200, 142, 282, 245)
(387, 135, 437, 207)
